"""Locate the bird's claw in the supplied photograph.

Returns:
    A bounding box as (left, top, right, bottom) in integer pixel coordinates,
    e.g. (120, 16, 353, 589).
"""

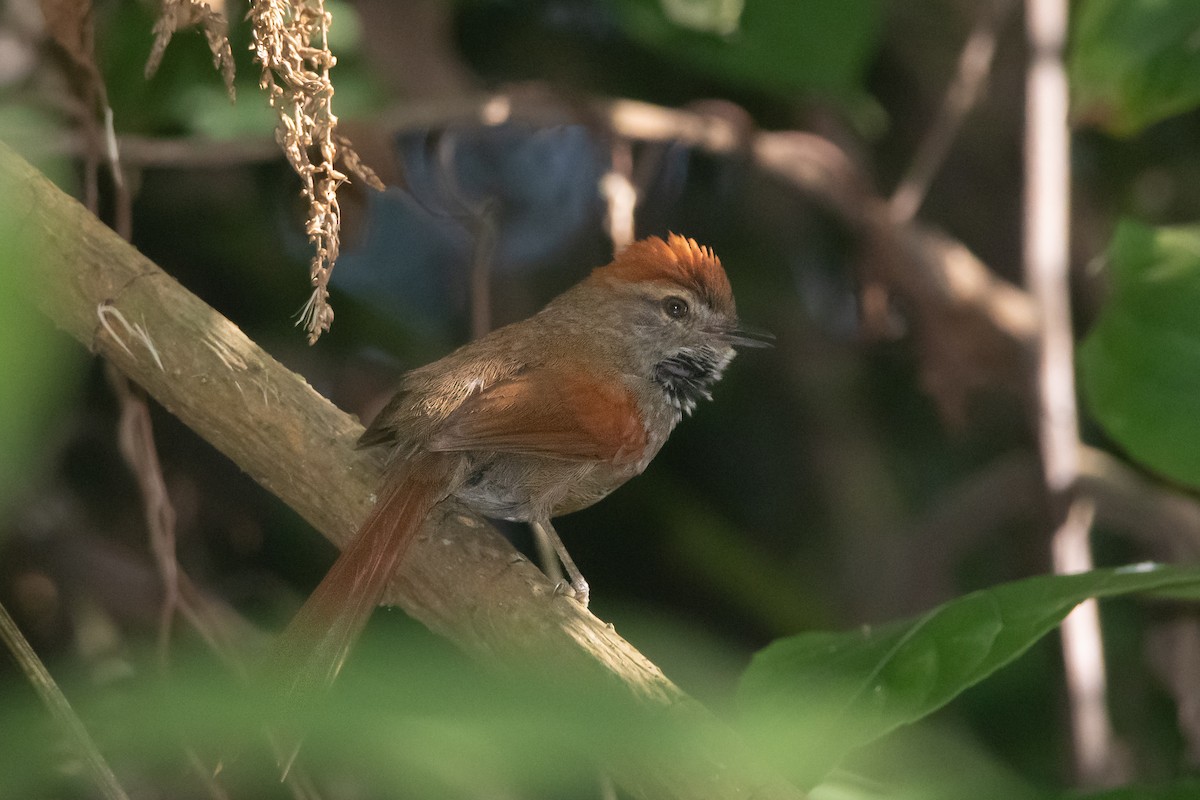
(552, 579, 590, 608)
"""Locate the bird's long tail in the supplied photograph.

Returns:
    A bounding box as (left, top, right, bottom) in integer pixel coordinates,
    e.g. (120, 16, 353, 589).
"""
(260, 451, 455, 771)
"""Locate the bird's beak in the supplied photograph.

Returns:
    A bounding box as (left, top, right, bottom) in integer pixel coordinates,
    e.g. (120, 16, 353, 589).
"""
(724, 324, 775, 349)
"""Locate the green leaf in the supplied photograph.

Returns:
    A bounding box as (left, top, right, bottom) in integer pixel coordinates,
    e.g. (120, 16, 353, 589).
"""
(736, 564, 1200, 787)
(1078, 219, 1200, 487)
(612, 0, 881, 97)
(1069, 0, 1200, 136)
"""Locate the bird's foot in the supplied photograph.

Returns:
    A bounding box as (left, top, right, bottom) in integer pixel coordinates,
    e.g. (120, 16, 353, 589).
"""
(553, 578, 590, 608)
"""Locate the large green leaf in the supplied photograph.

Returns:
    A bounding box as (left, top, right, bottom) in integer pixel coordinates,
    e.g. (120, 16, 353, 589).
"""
(1069, 0, 1200, 136)
(736, 564, 1200, 787)
(612, 0, 881, 97)
(1078, 219, 1200, 487)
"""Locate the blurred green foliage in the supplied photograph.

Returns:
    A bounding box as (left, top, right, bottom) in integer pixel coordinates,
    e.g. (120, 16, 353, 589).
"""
(2, 568, 1193, 798)
(1069, 0, 1200, 137)
(0, 120, 81, 520)
(611, 0, 881, 98)
(1080, 220, 1200, 487)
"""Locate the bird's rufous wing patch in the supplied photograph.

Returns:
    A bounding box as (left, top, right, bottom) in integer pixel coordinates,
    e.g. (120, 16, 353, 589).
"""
(427, 369, 647, 466)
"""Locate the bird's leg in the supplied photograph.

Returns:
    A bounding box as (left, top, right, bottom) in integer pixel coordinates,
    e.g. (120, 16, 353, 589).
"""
(530, 519, 589, 607)
(530, 522, 565, 586)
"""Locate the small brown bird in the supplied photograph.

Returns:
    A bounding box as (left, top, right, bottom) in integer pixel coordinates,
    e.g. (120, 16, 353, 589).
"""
(271, 234, 767, 694)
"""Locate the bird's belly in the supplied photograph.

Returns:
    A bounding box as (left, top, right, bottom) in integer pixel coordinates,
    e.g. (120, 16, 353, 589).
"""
(451, 456, 640, 522)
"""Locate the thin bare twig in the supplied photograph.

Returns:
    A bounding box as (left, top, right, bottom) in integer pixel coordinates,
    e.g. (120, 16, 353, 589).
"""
(99, 95, 243, 796)
(1024, 0, 1121, 786)
(602, 138, 637, 252)
(0, 601, 132, 800)
(106, 367, 184, 664)
(890, 0, 1014, 222)
(102, 106, 132, 241)
(38, 131, 283, 168)
(1078, 445, 1200, 560)
(468, 201, 498, 339)
(40, 0, 131, 237)
(1147, 618, 1200, 766)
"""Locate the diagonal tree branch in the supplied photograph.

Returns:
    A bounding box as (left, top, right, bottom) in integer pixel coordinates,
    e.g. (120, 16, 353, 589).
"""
(1, 139, 803, 800)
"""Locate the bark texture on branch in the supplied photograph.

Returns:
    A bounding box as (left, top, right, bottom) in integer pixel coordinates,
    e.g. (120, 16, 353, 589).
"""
(1, 141, 803, 800)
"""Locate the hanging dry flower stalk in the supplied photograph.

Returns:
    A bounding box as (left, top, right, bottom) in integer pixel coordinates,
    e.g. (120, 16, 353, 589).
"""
(250, 0, 348, 342)
(146, 0, 383, 342)
(145, 0, 235, 98)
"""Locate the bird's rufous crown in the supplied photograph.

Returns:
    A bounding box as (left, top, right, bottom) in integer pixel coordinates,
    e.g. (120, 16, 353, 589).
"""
(592, 234, 735, 315)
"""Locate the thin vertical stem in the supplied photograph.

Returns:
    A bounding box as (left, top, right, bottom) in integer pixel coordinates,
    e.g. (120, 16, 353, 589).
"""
(0, 602, 131, 800)
(468, 202, 498, 340)
(1023, 0, 1120, 786)
(891, 0, 1014, 223)
(602, 138, 637, 253)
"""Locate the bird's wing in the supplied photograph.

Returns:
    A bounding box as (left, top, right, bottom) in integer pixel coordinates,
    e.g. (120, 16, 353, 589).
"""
(426, 367, 647, 466)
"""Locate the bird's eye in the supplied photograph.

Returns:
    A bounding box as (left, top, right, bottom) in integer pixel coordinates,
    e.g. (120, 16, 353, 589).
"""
(662, 296, 689, 319)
